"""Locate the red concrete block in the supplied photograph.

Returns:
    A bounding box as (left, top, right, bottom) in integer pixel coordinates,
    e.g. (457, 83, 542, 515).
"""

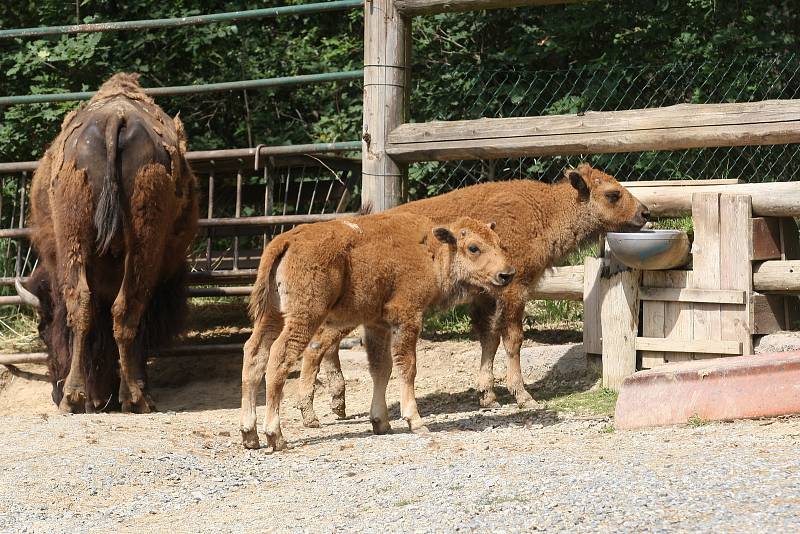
(615, 351, 800, 430)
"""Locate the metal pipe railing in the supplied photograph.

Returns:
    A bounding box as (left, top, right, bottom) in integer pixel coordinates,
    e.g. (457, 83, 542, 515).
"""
(0, 212, 356, 240)
(0, 141, 362, 174)
(0, 0, 362, 40)
(0, 70, 363, 106)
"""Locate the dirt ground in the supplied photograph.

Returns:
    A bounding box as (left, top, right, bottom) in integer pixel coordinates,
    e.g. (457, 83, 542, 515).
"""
(1, 330, 800, 532)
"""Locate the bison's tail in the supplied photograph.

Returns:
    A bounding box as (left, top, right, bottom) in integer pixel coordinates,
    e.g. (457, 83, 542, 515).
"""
(94, 113, 124, 255)
(248, 236, 290, 321)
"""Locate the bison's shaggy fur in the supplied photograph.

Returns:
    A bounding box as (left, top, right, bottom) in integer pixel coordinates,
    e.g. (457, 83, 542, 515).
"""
(240, 213, 514, 450)
(298, 164, 649, 424)
(26, 73, 198, 413)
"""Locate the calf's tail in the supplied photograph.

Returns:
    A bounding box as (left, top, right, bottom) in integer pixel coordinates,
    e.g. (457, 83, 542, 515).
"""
(248, 236, 290, 321)
(94, 113, 124, 255)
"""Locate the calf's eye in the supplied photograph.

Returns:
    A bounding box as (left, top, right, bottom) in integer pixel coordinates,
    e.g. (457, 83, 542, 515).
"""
(468, 245, 480, 254)
(606, 191, 621, 203)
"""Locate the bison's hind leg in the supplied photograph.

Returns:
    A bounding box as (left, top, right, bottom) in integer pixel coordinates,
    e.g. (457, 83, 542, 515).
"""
(297, 325, 349, 428)
(114, 163, 174, 414)
(60, 263, 92, 413)
(240, 318, 282, 449)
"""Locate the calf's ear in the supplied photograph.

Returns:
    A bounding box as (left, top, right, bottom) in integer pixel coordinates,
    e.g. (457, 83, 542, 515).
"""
(433, 227, 457, 245)
(568, 170, 590, 200)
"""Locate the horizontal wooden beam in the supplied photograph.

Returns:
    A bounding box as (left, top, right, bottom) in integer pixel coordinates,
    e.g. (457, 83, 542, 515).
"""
(394, 0, 580, 15)
(531, 265, 584, 300)
(635, 337, 742, 355)
(386, 99, 800, 162)
(753, 261, 800, 293)
(624, 182, 800, 217)
(639, 287, 746, 304)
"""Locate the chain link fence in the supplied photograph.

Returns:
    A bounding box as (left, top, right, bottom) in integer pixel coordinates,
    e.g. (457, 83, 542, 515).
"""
(408, 54, 800, 199)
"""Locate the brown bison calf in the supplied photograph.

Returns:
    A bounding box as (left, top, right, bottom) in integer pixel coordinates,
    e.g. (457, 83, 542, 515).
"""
(298, 164, 649, 425)
(240, 213, 514, 450)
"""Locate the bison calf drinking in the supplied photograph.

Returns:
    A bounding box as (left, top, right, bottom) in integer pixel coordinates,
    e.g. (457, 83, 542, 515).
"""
(24, 73, 199, 413)
(299, 164, 649, 424)
(240, 213, 514, 450)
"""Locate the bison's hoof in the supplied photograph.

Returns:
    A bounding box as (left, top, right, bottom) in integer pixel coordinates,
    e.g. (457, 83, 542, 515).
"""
(518, 398, 544, 411)
(302, 417, 321, 429)
(370, 418, 392, 435)
(121, 397, 154, 414)
(331, 399, 347, 419)
(480, 399, 501, 410)
(241, 429, 261, 449)
(266, 432, 287, 452)
(59, 386, 86, 413)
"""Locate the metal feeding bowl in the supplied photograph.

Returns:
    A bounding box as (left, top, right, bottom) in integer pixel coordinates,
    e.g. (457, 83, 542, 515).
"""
(605, 230, 691, 270)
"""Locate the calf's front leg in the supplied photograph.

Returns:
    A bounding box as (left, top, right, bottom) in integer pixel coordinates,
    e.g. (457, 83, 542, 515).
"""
(390, 320, 427, 433)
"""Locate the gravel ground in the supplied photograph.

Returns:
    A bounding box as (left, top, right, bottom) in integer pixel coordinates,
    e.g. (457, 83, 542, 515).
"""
(1, 335, 800, 533)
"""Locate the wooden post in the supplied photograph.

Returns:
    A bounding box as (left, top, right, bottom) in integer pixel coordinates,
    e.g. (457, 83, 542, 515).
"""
(582, 256, 603, 356)
(362, 0, 409, 211)
(601, 264, 641, 391)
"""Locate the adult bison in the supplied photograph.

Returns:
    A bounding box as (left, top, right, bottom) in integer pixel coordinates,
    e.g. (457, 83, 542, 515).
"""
(297, 164, 649, 426)
(21, 73, 199, 413)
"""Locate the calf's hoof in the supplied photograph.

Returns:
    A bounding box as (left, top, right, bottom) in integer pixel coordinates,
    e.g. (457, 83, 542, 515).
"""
(266, 431, 287, 452)
(299, 405, 320, 428)
(241, 428, 260, 449)
(518, 398, 544, 411)
(479, 389, 501, 409)
(411, 424, 430, 434)
(331, 397, 347, 420)
(302, 417, 321, 429)
(370, 418, 392, 435)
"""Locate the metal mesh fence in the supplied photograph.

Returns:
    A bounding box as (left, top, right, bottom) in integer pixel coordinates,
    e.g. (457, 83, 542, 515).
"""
(408, 54, 800, 199)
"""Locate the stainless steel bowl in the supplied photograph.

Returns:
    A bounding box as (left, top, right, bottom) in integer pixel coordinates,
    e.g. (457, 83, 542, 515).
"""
(605, 230, 691, 270)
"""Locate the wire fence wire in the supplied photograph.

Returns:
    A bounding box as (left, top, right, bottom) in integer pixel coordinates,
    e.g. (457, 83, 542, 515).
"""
(408, 54, 800, 199)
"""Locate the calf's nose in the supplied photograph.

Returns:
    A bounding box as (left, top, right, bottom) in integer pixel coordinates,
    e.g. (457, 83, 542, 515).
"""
(640, 207, 651, 221)
(496, 268, 516, 286)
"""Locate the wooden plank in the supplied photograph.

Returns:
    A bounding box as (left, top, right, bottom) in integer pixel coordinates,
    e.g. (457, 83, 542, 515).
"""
(753, 293, 787, 335)
(751, 217, 783, 260)
(691, 193, 722, 359)
(639, 287, 746, 304)
(621, 182, 800, 218)
(362, 0, 409, 211)
(641, 271, 666, 369)
(601, 268, 641, 391)
(582, 257, 603, 355)
(719, 194, 754, 356)
(394, 0, 579, 15)
(623, 179, 741, 187)
(635, 337, 742, 355)
(664, 270, 694, 363)
(386, 100, 800, 162)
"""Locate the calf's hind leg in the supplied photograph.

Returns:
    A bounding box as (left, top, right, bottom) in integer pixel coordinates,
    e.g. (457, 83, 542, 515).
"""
(263, 315, 324, 451)
(240, 318, 282, 449)
(297, 325, 349, 428)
